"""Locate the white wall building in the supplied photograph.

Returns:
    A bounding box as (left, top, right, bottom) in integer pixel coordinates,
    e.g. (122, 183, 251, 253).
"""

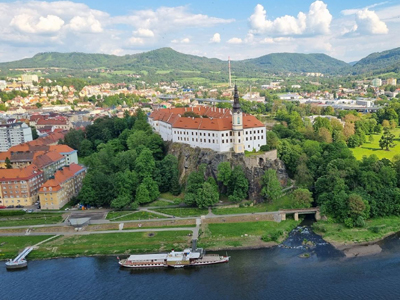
(0, 122, 33, 152)
(149, 86, 266, 153)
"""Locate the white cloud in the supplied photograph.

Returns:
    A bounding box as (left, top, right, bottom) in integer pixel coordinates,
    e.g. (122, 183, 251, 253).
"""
(210, 33, 221, 43)
(227, 37, 243, 44)
(113, 6, 234, 33)
(171, 38, 190, 44)
(10, 14, 64, 34)
(260, 37, 293, 44)
(129, 37, 145, 45)
(133, 28, 155, 37)
(69, 15, 102, 33)
(248, 1, 332, 36)
(355, 9, 388, 34)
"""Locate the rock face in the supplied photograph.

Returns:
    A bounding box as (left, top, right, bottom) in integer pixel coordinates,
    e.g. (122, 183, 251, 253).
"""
(167, 143, 288, 202)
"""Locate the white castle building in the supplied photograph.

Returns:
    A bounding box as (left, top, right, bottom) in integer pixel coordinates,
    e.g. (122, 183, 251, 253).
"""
(148, 85, 266, 153)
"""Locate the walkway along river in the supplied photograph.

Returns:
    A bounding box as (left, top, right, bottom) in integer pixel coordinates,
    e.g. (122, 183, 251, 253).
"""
(2, 221, 400, 299)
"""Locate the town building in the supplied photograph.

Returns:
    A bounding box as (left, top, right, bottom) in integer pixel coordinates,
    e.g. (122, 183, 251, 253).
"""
(148, 85, 266, 153)
(0, 122, 33, 152)
(38, 164, 86, 210)
(371, 78, 382, 87)
(0, 165, 44, 206)
(387, 78, 397, 86)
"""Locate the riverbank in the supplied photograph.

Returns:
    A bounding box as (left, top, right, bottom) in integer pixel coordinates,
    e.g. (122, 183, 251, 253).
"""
(313, 216, 400, 257)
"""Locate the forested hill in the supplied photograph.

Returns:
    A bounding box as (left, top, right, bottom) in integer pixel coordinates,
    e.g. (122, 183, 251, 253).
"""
(243, 53, 350, 74)
(0, 47, 349, 75)
(352, 47, 400, 75)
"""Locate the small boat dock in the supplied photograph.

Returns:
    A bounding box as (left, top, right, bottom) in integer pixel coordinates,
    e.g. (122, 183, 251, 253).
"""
(5, 247, 33, 269)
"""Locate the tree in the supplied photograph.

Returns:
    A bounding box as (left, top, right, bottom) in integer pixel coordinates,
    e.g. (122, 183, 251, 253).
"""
(379, 127, 395, 151)
(111, 194, 131, 209)
(5, 157, 12, 169)
(227, 166, 249, 202)
(184, 165, 206, 206)
(30, 126, 39, 140)
(217, 162, 231, 193)
(196, 181, 219, 208)
(261, 169, 282, 201)
(142, 176, 160, 201)
(292, 189, 313, 208)
(135, 184, 151, 204)
(79, 139, 93, 157)
(135, 148, 155, 180)
(368, 134, 374, 143)
(266, 131, 280, 149)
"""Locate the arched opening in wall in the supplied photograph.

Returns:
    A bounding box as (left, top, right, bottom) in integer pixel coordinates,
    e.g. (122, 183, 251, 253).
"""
(259, 158, 264, 167)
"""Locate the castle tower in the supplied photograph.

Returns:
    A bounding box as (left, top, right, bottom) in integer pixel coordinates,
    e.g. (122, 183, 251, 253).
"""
(232, 85, 244, 153)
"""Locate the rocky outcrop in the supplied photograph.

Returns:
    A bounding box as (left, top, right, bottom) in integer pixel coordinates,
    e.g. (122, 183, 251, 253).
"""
(167, 143, 288, 202)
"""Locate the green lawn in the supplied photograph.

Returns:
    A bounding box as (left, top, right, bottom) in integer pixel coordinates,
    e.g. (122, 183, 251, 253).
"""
(0, 213, 64, 227)
(159, 192, 184, 201)
(351, 128, 400, 160)
(0, 235, 54, 259)
(198, 220, 300, 249)
(2, 231, 192, 259)
(313, 216, 400, 244)
(152, 207, 208, 217)
(212, 196, 295, 215)
(155, 70, 173, 74)
(143, 200, 176, 207)
(106, 211, 163, 221)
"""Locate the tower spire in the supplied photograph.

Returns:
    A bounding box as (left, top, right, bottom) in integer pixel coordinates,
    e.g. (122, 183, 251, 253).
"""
(233, 84, 240, 113)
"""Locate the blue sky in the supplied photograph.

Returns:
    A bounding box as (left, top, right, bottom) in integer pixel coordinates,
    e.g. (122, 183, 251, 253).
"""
(0, 0, 399, 63)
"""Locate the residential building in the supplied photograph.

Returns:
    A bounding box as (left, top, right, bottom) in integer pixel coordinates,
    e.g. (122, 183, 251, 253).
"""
(0, 165, 44, 206)
(149, 85, 266, 153)
(371, 78, 382, 87)
(387, 78, 397, 86)
(21, 74, 39, 85)
(38, 164, 86, 210)
(0, 122, 33, 152)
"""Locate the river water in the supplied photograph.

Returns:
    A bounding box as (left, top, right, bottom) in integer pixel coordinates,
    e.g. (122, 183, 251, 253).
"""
(2, 227, 400, 300)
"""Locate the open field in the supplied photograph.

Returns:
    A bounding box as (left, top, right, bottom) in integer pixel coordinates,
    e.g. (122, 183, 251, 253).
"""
(0, 213, 64, 227)
(313, 216, 400, 244)
(152, 207, 208, 217)
(106, 211, 163, 221)
(0, 235, 54, 259)
(198, 220, 300, 249)
(351, 128, 400, 160)
(0, 231, 193, 259)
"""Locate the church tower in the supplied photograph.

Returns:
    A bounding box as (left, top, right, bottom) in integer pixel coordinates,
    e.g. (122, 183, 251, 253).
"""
(232, 85, 244, 153)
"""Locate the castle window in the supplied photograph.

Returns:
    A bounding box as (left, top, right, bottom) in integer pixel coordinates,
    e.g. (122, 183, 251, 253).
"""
(226, 139, 228, 143)
(222, 140, 224, 143)
(250, 137, 252, 140)
(258, 130, 260, 133)
(209, 139, 211, 143)
(230, 139, 232, 143)
(246, 137, 248, 141)
(208, 133, 210, 137)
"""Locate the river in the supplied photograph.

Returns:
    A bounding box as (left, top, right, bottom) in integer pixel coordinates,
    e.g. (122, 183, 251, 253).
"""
(2, 227, 400, 300)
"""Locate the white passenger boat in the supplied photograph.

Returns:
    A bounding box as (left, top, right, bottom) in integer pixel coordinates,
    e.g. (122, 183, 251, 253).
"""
(118, 248, 229, 268)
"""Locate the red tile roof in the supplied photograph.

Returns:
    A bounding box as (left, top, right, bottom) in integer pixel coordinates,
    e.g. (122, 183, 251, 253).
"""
(39, 163, 85, 192)
(150, 106, 264, 131)
(0, 164, 43, 181)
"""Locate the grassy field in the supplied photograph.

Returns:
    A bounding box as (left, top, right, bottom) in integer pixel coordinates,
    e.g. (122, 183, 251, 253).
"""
(351, 128, 400, 160)
(0, 213, 64, 227)
(1, 231, 192, 259)
(313, 216, 400, 244)
(152, 207, 208, 217)
(212, 196, 295, 215)
(0, 235, 54, 260)
(143, 200, 176, 207)
(159, 192, 184, 201)
(198, 220, 300, 249)
(106, 211, 163, 221)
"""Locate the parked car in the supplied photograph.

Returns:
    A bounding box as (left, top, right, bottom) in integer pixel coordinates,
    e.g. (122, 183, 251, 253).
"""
(16, 205, 24, 208)
(7, 205, 14, 208)
(0, 205, 6, 209)
(27, 209, 34, 213)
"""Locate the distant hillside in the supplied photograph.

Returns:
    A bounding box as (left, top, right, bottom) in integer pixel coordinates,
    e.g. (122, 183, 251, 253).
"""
(243, 53, 350, 74)
(353, 47, 400, 75)
(0, 48, 351, 77)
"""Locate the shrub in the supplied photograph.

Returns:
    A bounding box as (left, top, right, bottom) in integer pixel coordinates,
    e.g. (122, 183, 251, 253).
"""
(355, 216, 366, 227)
(262, 230, 283, 242)
(344, 218, 354, 228)
(369, 226, 380, 234)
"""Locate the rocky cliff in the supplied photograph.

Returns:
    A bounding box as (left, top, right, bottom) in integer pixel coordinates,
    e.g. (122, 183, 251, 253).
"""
(167, 143, 288, 202)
